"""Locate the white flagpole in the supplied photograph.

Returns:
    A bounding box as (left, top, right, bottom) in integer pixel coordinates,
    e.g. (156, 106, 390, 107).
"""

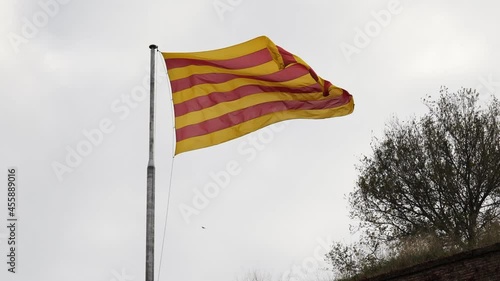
(146, 44, 158, 281)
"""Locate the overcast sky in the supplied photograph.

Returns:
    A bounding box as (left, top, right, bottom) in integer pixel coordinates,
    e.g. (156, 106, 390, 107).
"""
(1, 1, 499, 281)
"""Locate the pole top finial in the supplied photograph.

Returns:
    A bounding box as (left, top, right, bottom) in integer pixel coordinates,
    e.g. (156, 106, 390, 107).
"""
(149, 44, 158, 50)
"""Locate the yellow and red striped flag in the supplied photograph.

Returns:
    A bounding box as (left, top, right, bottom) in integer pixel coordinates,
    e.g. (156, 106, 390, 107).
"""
(162, 36, 354, 155)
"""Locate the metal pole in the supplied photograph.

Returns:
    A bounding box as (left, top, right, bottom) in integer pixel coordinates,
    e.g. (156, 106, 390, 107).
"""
(146, 44, 157, 281)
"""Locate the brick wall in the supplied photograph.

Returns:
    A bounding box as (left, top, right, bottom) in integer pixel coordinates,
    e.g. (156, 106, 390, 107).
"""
(363, 243, 500, 281)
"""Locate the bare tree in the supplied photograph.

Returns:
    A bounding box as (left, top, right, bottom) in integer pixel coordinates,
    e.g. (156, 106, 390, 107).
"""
(351, 87, 499, 247)
(327, 88, 499, 279)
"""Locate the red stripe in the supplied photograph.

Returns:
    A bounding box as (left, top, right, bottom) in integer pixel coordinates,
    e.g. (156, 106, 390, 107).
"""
(165, 48, 273, 70)
(176, 90, 352, 141)
(277, 46, 297, 66)
(174, 83, 323, 117)
(278, 45, 321, 82)
(170, 63, 310, 93)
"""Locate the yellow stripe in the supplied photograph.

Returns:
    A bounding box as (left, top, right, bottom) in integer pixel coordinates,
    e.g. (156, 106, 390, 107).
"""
(293, 55, 310, 69)
(167, 60, 280, 81)
(292, 55, 327, 88)
(175, 87, 345, 128)
(162, 36, 283, 68)
(172, 73, 319, 104)
(175, 98, 354, 154)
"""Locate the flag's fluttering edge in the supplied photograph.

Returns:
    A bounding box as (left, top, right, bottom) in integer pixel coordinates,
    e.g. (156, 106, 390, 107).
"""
(162, 36, 354, 155)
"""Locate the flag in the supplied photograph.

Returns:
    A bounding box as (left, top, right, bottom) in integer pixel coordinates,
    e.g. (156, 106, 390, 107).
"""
(162, 36, 354, 155)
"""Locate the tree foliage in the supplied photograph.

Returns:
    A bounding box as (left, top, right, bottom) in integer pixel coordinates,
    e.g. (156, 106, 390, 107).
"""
(327, 88, 499, 279)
